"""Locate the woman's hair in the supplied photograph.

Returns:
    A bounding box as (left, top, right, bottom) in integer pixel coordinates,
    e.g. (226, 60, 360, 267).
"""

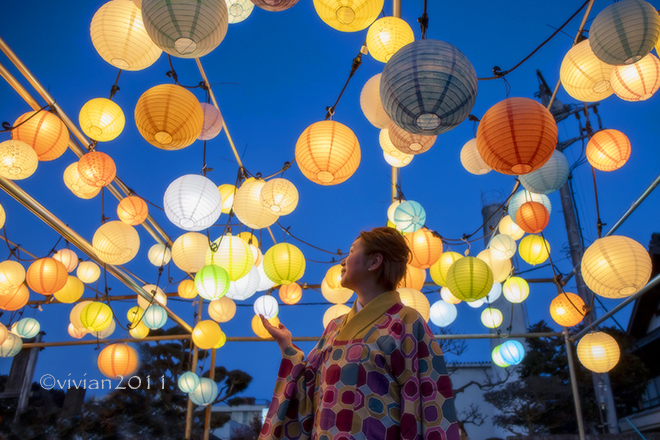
(359, 226, 411, 291)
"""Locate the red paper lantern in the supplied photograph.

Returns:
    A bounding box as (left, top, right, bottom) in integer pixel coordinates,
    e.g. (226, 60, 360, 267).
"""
(515, 201, 550, 234)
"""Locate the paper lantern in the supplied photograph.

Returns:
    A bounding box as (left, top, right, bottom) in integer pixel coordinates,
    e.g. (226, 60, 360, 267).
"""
(189, 378, 219, 406)
(226, 0, 254, 23)
(172, 232, 209, 273)
(393, 200, 426, 233)
(0, 323, 7, 346)
(0, 284, 29, 311)
(52, 249, 78, 273)
(518, 149, 569, 195)
(508, 190, 552, 224)
(489, 234, 517, 260)
(198, 103, 224, 141)
(384, 149, 413, 168)
(446, 257, 494, 302)
(398, 265, 426, 291)
(142, 0, 228, 58)
(582, 235, 652, 298)
(550, 292, 586, 327)
(260, 178, 299, 215)
(516, 201, 550, 234)
(486, 282, 503, 303)
(138, 284, 167, 309)
(11, 111, 69, 161)
(94, 318, 116, 339)
(610, 53, 660, 101)
(178, 372, 200, 393)
(135, 84, 204, 150)
(429, 252, 463, 287)
(177, 279, 197, 299)
(218, 184, 237, 214)
(589, 0, 660, 65)
(92, 221, 140, 265)
(586, 129, 631, 172)
(15, 317, 40, 339)
(127, 306, 144, 327)
(195, 265, 230, 301)
(387, 121, 436, 155)
(0, 140, 38, 180)
(147, 244, 172, 267)
(262, 243, 305, 285)
(0, 260, 26, 294)
(366, 16, 414, 63)
(313, 0, 383, 32)
(380, 39, 478, 135)
(142, 304, 168, 329)
(429, 300, 457, 327)
(233, 178, 279, 229)
(252, 314, 279, 339)
(68, 323, 87, 339)
(295, 120, 361, 186)
(321, 278, 353, 304)
(224, 265, 259, 301)
(208, 296, 236, 322)
(560, 39, 614, 102)
(405, 228, 443, 269)
(53, 276, 85, 304)
(129, 322, 150, 339)
(322, 304, 351, 328)
(78, 151, 116, 188)
(324, 264, 343, 290)
(398, 287, 430, 322)
(360, 74, 390, 129)
(79, 98, 125, 142)
(518, 234, 551, 266)
(90, 0, 162, 70)
(466, 299, 485, 308)
(249, 244, 263, 267)
(98, 343, 139, 379)
(27, 257, 68, 295)
(380, 129, 413, 167)
(498, 215, 525, 241)
(117, 196, 149, 226)
(491, 345, 511, 368)
(77, 261, 101, 284)
(81, 302, 113, 331)
(164, 174, 222, 231)
(481, 308, 503, 329)
(205, 235, 252, 281)
(577, 332, 620, 373)
(477, 98, 558, 175)
(476, 249, 512, 284)
(256, 263, 277, 292)
(237, 232, 259, 248)
(0, 333, 22, 358)
(503, 277, 530, 303)
(63, 163, 101, 199)
(252, 0, 298, 12)
(192, 320, 222, 350)
(214, 330, 227, 349)
(254, 295, 279, 319)
(440, 287, 461, 305)
(70, 301, 93, 331)
(0, 203, 4, 229)
(279, 283, 303, 305)
(499, 340, 525, 365)
(460, 138, 491, 175)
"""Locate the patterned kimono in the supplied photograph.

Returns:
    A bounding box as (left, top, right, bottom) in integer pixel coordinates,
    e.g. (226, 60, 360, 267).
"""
(260, 291, 459, 440)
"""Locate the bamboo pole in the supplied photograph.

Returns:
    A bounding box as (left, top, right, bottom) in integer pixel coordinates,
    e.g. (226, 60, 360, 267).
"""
(565, 329, 586, 440)
(185, 299, 204, 439)
(203, 348, 217, 440)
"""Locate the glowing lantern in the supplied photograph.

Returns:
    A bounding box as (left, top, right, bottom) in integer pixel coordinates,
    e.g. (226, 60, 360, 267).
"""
(508, 190, 551, 224)
(205, 235, 252, 281)
(0, 285, 29, 311)
(233, 178, 279, 229)
(429, 300, 457, 327)
(295, 120, 361, 186)
(503, 277, 530, 303)
(499, 340, 525, 365)
(0, 323, 7, 346)
(78, 151, 116, 187)
(256, 263, 277, 292)
(321, 278, 353, 304)
(481, 308, 503, 329)
(195, 265, 230, 300)
(489, 234, 517, 260)
(208, 296, 236, 322)
(127, 307, 144, 327)
(192, 320, 222, 350)
(279, 283, 303, 305)
(146, 244, 171, 267)
(129, 322, 150, 339)
(550, 292, 586, 327)
(477, 98, 557, 175)
(53, 276, 85, 304)
(98, 343, 139, 379)
(178, 372, 200, 393)
(90, 0, 162, 71)
(446, 257, 494, 302)
(466, 299, 485, 308)
(254, 295, 279, 319)
(252, 0, 298, 11)
(0, 203, 4, 229)
(460, 138, 491, 175)
(15, 317, 40, 339)
(393, 200, 426, 233)
(79, 98, 125, 142)
(0, 140, 38, 180)
(519, 150, 570, 195)
(323, 304, 351, 328)
(492, 345, 510, 368)
(586, 129, 631, 172)
(135, 84, 204, 150)
(237, 232, 258, 248)
(366, 16, 414, 63)
(53, 249, 78, 273)
(589, 0, 660, 65)
(172, 232, 209, 273)
(117, 196, 149, 226)
(518, 234, 551, 266)
(440, 287, 461, 305)
(142, 304, 168, 329)
(218, 184, 237, 214)
(476, 249, 512, 284)
(515, 201, 550, 234)
(0, 333, 22, 358)
(27, 258, 68, 295)
(260, 178, 299, 215)
(262, 243, 305, 285)
(77, 261, 101, 284)
(70, 301, 93, 330)
(486, 282, 503, 303)
(386, 200, 403, 224)
(178, 279, 198, 299)
(398, 265, 426, 291)
(398, 287, 430, 322)
(68, 323, 87, 339)
(198, 103, 223, 141)
(498, 215, 525, 241)
(577, 332, 620, 373)
(63, 163, 101, 199)
(142, 0, 228, 58)
(582, 235, 652, 298)
(360, 74, 390, 129)
(387, 121, 436, 155)
(405, 228, 443, 269)
(560, 39, 614, 102)
(226, 0, 254, 23)
(138, 284, 167, 309)
(429, 252, 463, 287)
(610, 53, 660, 101)
(324, 264, 344, 290)
(313, 0, 383, 32)
(252, 314, 279, 339)
(226, 266, 261, 300)
(380, 129, 413, 167)
(11, 111, 69, 161)
(189, 378, 219, 406)
(384, 148, 413, 168)
(164, 174, 222, 231)
(93, 317, 117, 338)
(81, 302, 113, 332)
(92, 221, 140, 265)
(0, 260, 26, 294)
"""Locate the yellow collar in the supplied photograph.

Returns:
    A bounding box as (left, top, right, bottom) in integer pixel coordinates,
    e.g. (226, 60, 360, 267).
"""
(336, 290, 401, 341)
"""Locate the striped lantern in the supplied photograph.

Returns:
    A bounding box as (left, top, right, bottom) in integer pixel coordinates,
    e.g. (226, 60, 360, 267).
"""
(225, 266, 260, 300)
(208, 296, 236, 322)
(226, 0, 254, 23)
(205, 235, 252, 281)
(218, 184, 237, 214)
(117, 196, 149, 225)
(198, 103, 224, 141)
(189, 378, 219, 406)
(498, 215, 525, 241)
(577, 332, 620, 373)
(172, 232, 209, 274)
(77, 261, 101, 284)
(481, 308, 503, 329)
(366, 16, 414, 63)
(360, 74, 390, 129)
(0, 333, 22, 358)
(252, 314, 279, 338)
(53, 249, 78, 273)
(508, 190, 552, 224)
(164, 174, 222, 232)
(313, 0, 383, 32)
(446, 256, 494, 302)
(429, 251, 463, 287)
(440, 286, 461, 305)
(26, 258, 68, 295)
(518, 149, 569, 195)
(398, 287, 431, 322)
(260, 178, 299, 215)
(233, 178, 279, 229)
(610, 53, 660, 101)
(178, 279, 198, 299)
(15, 317, 40, 339)
(262, 243, 305, 285)
(11, 111, 69, 161)
(0, 260, 26, 294)
(142, 304, 168, 329)
(279, 283, 303, 305)
(0, 284, 30, 311)
(393, 200, 426, 233)
(404, 228, 443, 269)
(503, 277, 530, 303)
(387, 121, 436, 155)
(178, 371, 200, 393)
(560, 39, 614, 102)
(499, 340, 525, 365)
(195, 264, 231, 301)
(252, 0, 299, 12)
(78, 151, 116, 187)
(489, 234, 517, 260)
(476, 249, 512, 284)
(98, 343, 139, 379)
(148, 244, 172, 267)
(518, 234, 551, 266)
(460, 138, 491, 175)
(380, 129, 413, 167)
(79, 98, 125, 142)
(515, 201, 550, 234)
(0, 140, 39, 180)
(81, 302, 113, 332)
(254, 295, 279, 319)
(63, 163, 101, 199)
(398, 265, 426, 291)
(429, 300, 457, 327)
(586, 129, 631, 172)
(92, 221, 140, 265)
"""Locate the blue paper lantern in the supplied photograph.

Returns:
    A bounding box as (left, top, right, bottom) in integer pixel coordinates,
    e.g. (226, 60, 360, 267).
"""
(429, 300, 457, 327)
(380, 39, 478, 135)
(508, 190, 551, 223)
(499, 340, 525, 365)
(189, 377, 219, 406)
(142, 305, 168, 330)
(393, 200, 426, 233)
(178, 371, 200, 393)
(0, 333, 23, 357)
(15, 317, 40, 339)
(519, 150, 569, 195)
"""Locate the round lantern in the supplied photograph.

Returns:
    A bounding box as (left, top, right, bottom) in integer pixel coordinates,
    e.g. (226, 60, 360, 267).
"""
(92, 221, 140, 265)
(11, 110, 69, 161)
(398, 265, 426, 291)
(68, 323, 87, 339)
(142, 0, 228, 58)
(398, 287, 430, 322)
(117, 196, 149, 226)
(250, 241, 263, 266)
(63, 162, 101, 199)
(198, 103, 224, 141)
(127, 306, 144, 327)
(589, 0, 660, 65)
(360, 74, 391, 129)
(519, 150, 569, 195)
(387, 120, 436, 155)
(178, 371, 200, 393)
(0, 323, 7, 346)
(0, 284, 29, 311)
(233, 178, 279, 229)
(81, 302, 113, 332)
(324, 264, 343, 290)
(477, 98, 558, 175)
(70, 301, 93, 331)
(94, 320, 116, 339)
(498, 215, 525, 241)
(381, 39, 477, 135)
(0, 202, 4, 229)
(518, 234, 551, 266)
(189, 378, 219, 406)
(0, 140, 38, 180)
(225, 266, 260, 300)
(77, 261, 101, 284)
(178, 279, 198, 299)
(560, 39, 614, 102)
(252, 0, 298, 12)
(481, 308, 503, 329)
(135, 84, 204, 150)
(208, 296, 236, 322)
(78, 151, 116, 187)
(15, 317, 40, 339)
(440, 286, 461, 304)
(429, 252, 463, 287)
(294, 120, 361, 186)
(79, 98, 125, 142)
(366, 16, 414, 63)
(254, 295, 279, 319)
(138, 284, 167, 309)
(489, 234, 517, 260)
(492, 345, 511, 368)
(499, 340, 525, 365)
(0, 333, 22, 358)
(142, 304, 168, 329)
(321, 278, 354, 304)
(53, 276, 85, 304)
(405, 228, 443, 269)
(27, 257, 68, 295)
(260, 178, 299, 215)
(384, 147, 413, 168)
(502, 277, 530, 303)
(464, 298, 483, 308)
(460, 138, 491, 175)
(148, 244, 172, 267)
(550, 292, 586, 327)
(192, 320, 222, 349)
(429, 300, 457, 327)
(226, 0, 254, 23)
(508, 190, 551, 224)
(164, 174, 222, 232)
(446, 256, 494, 302)
(515, 201, 550, 234)
(195, 264, 230, 301)
(582, 235, 652, 298)
(129, 322, 150, 339)
(262, 243, 305, 285)
(238, 231, 259, 248)
(313, 0, 383, 32)
(476, 249, 512, 284)
(252, 314, 279, 339)
(172, 232, 209, 273)
(610, 53, 660, 101)
(205, 235, 252, 281)
(577, 332, 620, 373)
(256, 263, 277, 292)
(393, 200, 426, 233)
(586, 129, 631, 172)
(53, 249, 78, 273)
(0, 260, 26, 294)
(98, 343, 139, 378)
(380, 129, 413, 167)
(279, 283, 303, 305)
(486, 282, 503, 303)
(90, 0, 162, 71)
(322, 304, 351, 328)
(386, 200, 403, 224)
(218, 184, 237, 215)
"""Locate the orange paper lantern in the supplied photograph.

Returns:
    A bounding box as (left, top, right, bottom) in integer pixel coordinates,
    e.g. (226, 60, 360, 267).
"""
(26, 257, 69, 295)
(279, 283, 303, 305)
(586, 129, 631, 172)
(398, 264, 426, 291)
(117, 196, 149, 225)
(515, 201, 550, 234)
(78, 151, 116, 187)
(550, 292, 586, 327)
(0, 284, 30, 311)
(98, 343, 139, 379)
(405, 228, 443, 269)
(11, 110, 69, 161)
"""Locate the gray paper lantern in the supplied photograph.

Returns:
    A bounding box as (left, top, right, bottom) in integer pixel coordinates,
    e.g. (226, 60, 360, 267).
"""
(519, 150, 570, 194)
(251, 0, 298, 12)
(380, 39, 478, 135)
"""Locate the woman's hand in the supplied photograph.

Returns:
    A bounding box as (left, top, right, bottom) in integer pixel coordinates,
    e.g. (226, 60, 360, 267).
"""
(260, 314, 292, 355)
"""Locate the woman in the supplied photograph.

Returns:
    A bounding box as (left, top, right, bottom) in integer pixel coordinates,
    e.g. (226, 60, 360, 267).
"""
(259, 227, 459, 440)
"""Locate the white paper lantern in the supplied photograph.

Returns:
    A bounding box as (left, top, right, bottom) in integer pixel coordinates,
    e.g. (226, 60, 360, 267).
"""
(486, 282, 502, 303)
(148, 244, 172, 267)
(610, 53, 660, 101)
(519, 150, 569, 195)
(225, 266, 260, 300)
(460, 138, 491, 175)
(226, 0, 254, 23)
(481, 307, 503, 328)
(360, 73, 390, 129)
(322, 304, 351, 328)
(53, 249, 79, 273)
(498, 215, 525, 241)
(466, 299, 485, 308)
(255, 263, 277, 292)
(489, 235, 517, 260)
(164, 174, 222, 232)
(253, 295, 279, 319)
(77, 261, 101, 284)
(560, 39, 614, 102)
(198, 103, 224, 140)
(0, 140, 38, 180)
(429, 300, 457, 327)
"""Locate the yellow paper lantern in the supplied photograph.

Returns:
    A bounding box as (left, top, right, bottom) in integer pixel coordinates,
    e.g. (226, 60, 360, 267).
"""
(366, 16, 414, 63)
(178, 279, 198, 299)
(518, 234, 551, 266)
(398, 265, 426, 291)
(117, 196, 149, 226)
(70, 301, 93, 330)
(262, 243, 305, 285)
(313, 0, 383, 32)
(0, 202, 5, 229)
(279, 283, 303, 305)
(323, 304, 351, 328)
(52, 249, 78, 273)
(138, 284, 168, 309)
(586, 129, 631, 172)
(79, 98, 125, 142)
(130, 322, 150, 339)
(92, 221, 140, 265)
(98, 343, 139, 379)
(0, 284, 29, 311)
(77, 261, 101, 284)
(610, 53, 660, 101)
(218, 184, 237, 214)
(481, 307, 503, 328)
(78, 151, 116, 187)
(260, 178, 299, 215)
(134, 84, 204, 150)
(81, 302, 113, 331)
(360, 74, 390, 129)
(502, 277, 530, 303)
(295, 120, 361, 186)
(237, 232, 259, 248)
(498, 215, 525, 241)
(460, 138, 491, 175)
(560, 39, 614, 102)
(252, 314, 279, 339)
(205, 235, 252, 281)
(398, 287, 430, 322)
(387, 121, 436, 155)
(208, 296, 236, 322)
(171, 232, 209, 273)
(226, 0, 254, 23)
(11, 111, 69, 161)
(446, 257, 494, 302)
(489, 234, 517, 260)
(476, 249, 512, 283)
(429, 251, 463, 287)
(53, 276, 85, 304)
(577, 332, 620, 373)
(405, 228, 443, 269)
(320, 265, 342, 292)
(192, 320, 223, 350)
(380, 128, 413, 166)
(321, 278, 354, 304)
(233, 178, 279, 229)
(0, 260, 26, 294)
(550, 292, 586, 327)
(0, 140, 38, 180)
(27, 257, 69, 295)
(63, 163, 101, 199)
(383, 150, 413, 168)
(127, 306, 144, 327)
(440, 286, 461, 305)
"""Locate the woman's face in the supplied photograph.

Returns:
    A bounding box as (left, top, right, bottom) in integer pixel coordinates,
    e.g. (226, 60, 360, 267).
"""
(340, 237, 372, 290)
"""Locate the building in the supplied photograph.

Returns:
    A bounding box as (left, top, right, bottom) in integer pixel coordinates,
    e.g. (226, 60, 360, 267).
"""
(211, 397, 270, 440)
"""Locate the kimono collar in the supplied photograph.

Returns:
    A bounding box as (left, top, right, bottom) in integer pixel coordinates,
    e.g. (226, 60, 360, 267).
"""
(336, 290, 401, 341)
